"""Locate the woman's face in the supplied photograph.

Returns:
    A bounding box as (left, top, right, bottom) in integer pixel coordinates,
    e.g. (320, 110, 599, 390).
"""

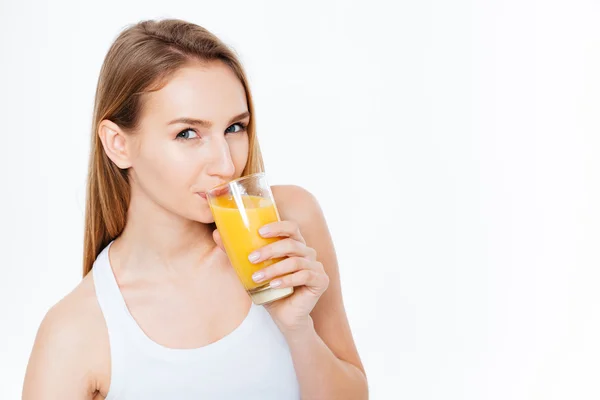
(117, 60, 250, 223)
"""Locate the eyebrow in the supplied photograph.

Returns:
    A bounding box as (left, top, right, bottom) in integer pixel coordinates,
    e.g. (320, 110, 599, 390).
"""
(167, 111, 250, 128)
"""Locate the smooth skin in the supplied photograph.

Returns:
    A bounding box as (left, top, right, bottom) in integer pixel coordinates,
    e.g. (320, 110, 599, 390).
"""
(23, 59, 367, 399)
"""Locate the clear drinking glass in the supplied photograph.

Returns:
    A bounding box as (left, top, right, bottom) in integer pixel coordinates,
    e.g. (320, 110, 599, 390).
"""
(207, 173, 294, 305)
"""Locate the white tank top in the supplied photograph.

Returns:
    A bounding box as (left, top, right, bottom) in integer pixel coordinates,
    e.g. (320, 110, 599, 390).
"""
(92, 241, 301, 399)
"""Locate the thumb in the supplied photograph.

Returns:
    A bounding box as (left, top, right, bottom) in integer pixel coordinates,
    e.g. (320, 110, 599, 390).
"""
(212, 228, 225, 252)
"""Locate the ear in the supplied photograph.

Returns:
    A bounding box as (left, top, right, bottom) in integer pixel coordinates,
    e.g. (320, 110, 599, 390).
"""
(98, 120, 133, 169)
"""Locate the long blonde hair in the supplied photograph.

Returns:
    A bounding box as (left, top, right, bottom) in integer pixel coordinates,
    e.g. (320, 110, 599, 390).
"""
(83, 19, 264, 276)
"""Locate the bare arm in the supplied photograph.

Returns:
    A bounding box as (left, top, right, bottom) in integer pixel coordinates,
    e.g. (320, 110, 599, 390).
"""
(284, 317, 368, 399)
(274, 185, 368, 399)
(23, 284, 106, 399)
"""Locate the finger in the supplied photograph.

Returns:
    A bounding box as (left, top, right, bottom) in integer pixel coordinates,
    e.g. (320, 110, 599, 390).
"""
(252, 256, 317, 283)
(269, 268, 330, 293)
(258, 220, 305, 244)
(212, 229, 225, 252)
(248, 238, 316, 264)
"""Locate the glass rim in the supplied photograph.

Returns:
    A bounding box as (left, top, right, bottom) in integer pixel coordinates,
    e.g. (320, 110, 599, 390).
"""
(206, 172, 266, 196)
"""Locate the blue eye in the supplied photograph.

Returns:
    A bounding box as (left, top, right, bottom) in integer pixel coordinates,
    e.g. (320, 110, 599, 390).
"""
(176, 128, 199, 140)
(225, 122, 247, 134)
(175, 122, 247, 141)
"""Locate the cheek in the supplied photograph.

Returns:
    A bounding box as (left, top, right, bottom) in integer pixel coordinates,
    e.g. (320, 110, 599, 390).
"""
(134, 144, 197, 197)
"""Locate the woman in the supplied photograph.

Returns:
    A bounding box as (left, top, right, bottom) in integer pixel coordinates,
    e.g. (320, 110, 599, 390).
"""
(23, 18, 367, 399)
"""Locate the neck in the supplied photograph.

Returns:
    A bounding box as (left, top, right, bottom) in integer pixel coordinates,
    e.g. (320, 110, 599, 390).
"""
(111, 186, 219, 276)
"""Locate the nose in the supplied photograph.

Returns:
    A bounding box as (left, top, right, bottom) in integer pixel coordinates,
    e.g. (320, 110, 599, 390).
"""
(207, 136, 236, 179)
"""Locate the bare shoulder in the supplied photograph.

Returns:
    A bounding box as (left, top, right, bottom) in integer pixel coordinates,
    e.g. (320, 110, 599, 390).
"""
(271, 185, 331, 255)
(271, 184, 323, 222)
(23, 272, 110, 399)
(272, 184, 366, 376)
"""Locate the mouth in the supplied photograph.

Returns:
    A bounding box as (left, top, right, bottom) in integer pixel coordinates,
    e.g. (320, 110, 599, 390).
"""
(195, 183, 231, 200)
(206, 184, 231, 197)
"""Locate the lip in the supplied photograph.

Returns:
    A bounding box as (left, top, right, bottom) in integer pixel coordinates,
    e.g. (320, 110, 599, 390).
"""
(197, 192, 207, 199)
(206, 184, 231, 197)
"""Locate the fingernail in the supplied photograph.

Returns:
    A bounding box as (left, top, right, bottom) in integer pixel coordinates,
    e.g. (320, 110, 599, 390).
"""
(248, 252, 260, 263)
(270, 279, 281, 288)
(252, 271, 265, 282)
(259, 226, 270, 236)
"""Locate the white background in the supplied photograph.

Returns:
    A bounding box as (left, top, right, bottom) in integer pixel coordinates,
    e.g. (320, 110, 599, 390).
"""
(1, 0, 599, 399)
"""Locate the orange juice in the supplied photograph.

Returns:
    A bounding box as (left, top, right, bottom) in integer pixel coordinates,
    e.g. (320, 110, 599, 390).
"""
(209, 194, 285, 290)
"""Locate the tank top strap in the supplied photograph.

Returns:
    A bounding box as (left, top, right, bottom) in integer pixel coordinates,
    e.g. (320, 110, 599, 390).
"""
(92, 241, 134, 331)
(92, 240, 127, 398)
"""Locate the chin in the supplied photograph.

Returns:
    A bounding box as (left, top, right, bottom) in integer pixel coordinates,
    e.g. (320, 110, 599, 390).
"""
(201, 215, 215, 224)
(193, 210, 215, 224)
(172, 205, 214, 224)
(182, 209, 213, 224)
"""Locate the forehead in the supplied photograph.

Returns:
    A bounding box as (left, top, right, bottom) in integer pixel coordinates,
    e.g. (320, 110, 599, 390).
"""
(142, 60, 248, 123)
